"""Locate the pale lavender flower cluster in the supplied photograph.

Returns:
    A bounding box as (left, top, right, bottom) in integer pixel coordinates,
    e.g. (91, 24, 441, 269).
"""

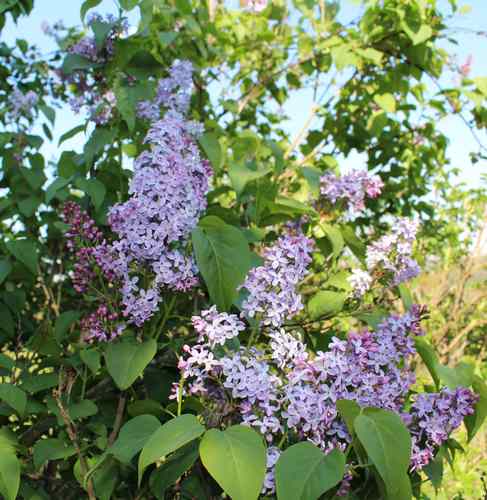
(103, 60, 212, 326)
(177, 298, 476, 492)
(349, 217, 420, 297)
(137, 60, 193, 121)
(192, 306, 246, 347)
(320, 169, 383, 214)
(240, 231, 314, 327)
(8, 88, 38, 120)
(407, 387, 478, 471)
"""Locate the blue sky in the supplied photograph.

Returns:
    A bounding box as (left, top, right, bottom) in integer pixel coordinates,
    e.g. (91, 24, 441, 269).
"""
(2, 0, 486, 189)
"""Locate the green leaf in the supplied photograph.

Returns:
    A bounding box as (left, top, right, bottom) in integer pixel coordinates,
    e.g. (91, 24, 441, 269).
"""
(199, 425, 266, 500)
(138, 414, 204, 484)
(0, 446, 20, 500)
(275, 443, 345, 500)
(45, 178, 71, 204)
(198, 133, 222, 171)
(33, 438, 76, 470)
(374, 93, 396, 113)
(39, 104, 56, 125)
(80, 349, 101, 374)
(473, 77, 487, 96)
(0, 384, 27, 416)
(192, 216, 252, 311)
(18, 196, 41, 217)
(320, 223, 344, 259)
(75, 178, 106, 210)
(159, 31, 178, 46)
(91, 20, 114, 49)
(20, 164, 46, 190)
(337, 399, 361, 435)
(229, 162, 272, 196)
(84, 127, 117, 167)
(105, 339, 157, 390)
(414, 337, 440, 388)
(149, 441, 199, 499)
(403, 22, 433, 45)
(436, 361, 475, 389)
(0, 260, 12, 285)
(21, 373, 58, 394)
(58, 124, 85, 146)
(398, 283, 413, 310)
(62, 53, 98, 74)
(308, 290, 346, 320)
(6, 239, 38, 274)
(354, 408, 412, 500)
(465, 375, 487, 442)
(109, 415, 161, 464)
(340, 225, 366, 261)
(55, 310, 81, 343)
(81, 0, 103, 20)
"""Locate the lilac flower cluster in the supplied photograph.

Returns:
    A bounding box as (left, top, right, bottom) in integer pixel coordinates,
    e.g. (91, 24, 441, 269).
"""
(99, 60, 211, 326)
(137, 60, 193, 121)
(69, 13, 127, 63)
(349, 217, 420, 297)
(407, 387, 477, 470)
(240, 231, 314, 327)
(8, 88, 38, 121)
(320, 169, 383, 214)
(80, 304, 124, 343)
(177, 285, 476, 494)
(62, 203, 125, 340)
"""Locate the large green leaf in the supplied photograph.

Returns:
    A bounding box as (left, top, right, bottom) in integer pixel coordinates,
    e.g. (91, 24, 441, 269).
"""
(414, 337, 440, 388)
(308, 290, 346, 320)
(336, 399, 361, 435)
(110, 415, 161, 464)
(229, 161, 272, 196)
(55, 310, 81, 343)
(275, 443, 345, 500)
(138, 414, 204, 484)
(192, 216, 252, 310)
(199, 425, 266, 500)
(199, 133, 222, 171)
(0, 383, 26, 416)
(354, 408, 412, 500)
(105, 339, 157, 390)
(6, 239, 38, 274)
(0, 260, 12, 285)
(465, 375, 487, 442)
(0, 446, 20, 500)
(149, 441, 199, 499)
(33, 438, 76, 470)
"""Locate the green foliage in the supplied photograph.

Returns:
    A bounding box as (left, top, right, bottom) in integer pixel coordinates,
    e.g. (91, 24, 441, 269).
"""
(275, 443, 345, 499)
(199, 425, 267, 500)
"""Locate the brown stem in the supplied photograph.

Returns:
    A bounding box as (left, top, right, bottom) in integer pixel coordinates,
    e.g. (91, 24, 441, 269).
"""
(107, 394, 126, 447)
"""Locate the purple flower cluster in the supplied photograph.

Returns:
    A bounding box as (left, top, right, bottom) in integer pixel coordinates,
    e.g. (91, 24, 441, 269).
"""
(80, 304, 124, 343)
(8, 88, 38, 120)
(320, 169, 383, 214)
(192, 306, 246, 347)
(62, 203, 125, 341)
(69, 13, 127, 63)
(240, 231, 314, 327)
(349, 217, 420, 296)
(407, 387, 478, 470)
(177, 295, 476, 491)
(101, 60, 211, 326)
(137, 59, 193, 120)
